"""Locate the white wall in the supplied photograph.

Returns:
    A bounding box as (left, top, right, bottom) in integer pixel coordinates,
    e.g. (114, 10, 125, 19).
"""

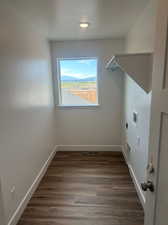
(123, 0, 157, 205)
(50, 39, 125, 146)
(0, 1, 58, 224)
(126, 0, 157, 53)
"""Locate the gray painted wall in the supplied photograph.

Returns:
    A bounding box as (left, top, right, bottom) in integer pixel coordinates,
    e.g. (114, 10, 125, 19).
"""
(50, 39, 125, 146)
(123, 0, 157, 203)
(0, 1, 57, 223)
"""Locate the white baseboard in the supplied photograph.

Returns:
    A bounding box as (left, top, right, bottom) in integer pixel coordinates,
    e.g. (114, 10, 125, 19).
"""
(121, 145, 129, 163)
(121, 146, 146, 209)
(128, 163, 146, 209)
(57, 145, 122, 152)
(7, 145, 58, 225)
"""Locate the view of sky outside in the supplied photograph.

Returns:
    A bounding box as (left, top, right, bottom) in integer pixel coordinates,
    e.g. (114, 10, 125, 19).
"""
(60, 59, 97, 80)
(59, 59, 98, 105)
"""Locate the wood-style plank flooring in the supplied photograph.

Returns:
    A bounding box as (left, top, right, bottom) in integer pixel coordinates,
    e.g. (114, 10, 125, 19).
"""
(17, 151, 144, 225)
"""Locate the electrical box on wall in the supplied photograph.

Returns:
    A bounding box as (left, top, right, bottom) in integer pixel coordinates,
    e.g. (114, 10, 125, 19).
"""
(133, 111, 138, 124)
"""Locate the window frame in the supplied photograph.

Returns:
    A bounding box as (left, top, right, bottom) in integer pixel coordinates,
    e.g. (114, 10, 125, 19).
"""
(56, 57, 100, 108)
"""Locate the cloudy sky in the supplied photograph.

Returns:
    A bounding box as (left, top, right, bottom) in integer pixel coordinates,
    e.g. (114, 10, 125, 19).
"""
(59, 59, 97, 79)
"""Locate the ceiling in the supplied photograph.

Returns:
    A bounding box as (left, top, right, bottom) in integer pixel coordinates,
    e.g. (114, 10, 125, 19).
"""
(7, 0, 149, 40)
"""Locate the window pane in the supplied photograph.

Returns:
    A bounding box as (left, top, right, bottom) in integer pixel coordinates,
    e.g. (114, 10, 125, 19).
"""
(58, 58, 98, 106)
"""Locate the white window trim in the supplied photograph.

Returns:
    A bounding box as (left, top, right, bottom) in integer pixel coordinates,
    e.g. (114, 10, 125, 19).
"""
(56, 57, 100, 108)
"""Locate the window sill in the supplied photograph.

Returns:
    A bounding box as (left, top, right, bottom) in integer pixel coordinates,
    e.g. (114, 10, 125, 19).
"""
(55, 104, 100, 109)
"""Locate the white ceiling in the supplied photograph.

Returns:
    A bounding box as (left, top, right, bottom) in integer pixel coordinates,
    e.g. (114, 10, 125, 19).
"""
(8, 0, 149, 40)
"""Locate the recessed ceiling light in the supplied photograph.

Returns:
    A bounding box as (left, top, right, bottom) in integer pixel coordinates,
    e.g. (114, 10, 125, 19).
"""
(80, 22, 89, 28)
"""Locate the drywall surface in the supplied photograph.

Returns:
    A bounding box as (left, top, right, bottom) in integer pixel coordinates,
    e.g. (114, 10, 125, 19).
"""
(123, 0, 157, 202)
(50, 39, 125, 146)
(126, 0, 157, 53)
(124, 76, 151, 181)
(0, 1, 57, 224)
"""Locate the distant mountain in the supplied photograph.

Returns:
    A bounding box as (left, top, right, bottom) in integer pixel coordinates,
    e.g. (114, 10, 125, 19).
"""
(81, 77, 96, 82)
(61, 75, 96, 82)
(61, 76, 76, 81)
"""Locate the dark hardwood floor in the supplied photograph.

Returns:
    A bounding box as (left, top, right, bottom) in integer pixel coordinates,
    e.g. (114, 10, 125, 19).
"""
(17, 151, 144, 225)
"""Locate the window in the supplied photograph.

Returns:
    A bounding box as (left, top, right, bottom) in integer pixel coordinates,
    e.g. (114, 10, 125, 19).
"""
(57, 58, 99, 106)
